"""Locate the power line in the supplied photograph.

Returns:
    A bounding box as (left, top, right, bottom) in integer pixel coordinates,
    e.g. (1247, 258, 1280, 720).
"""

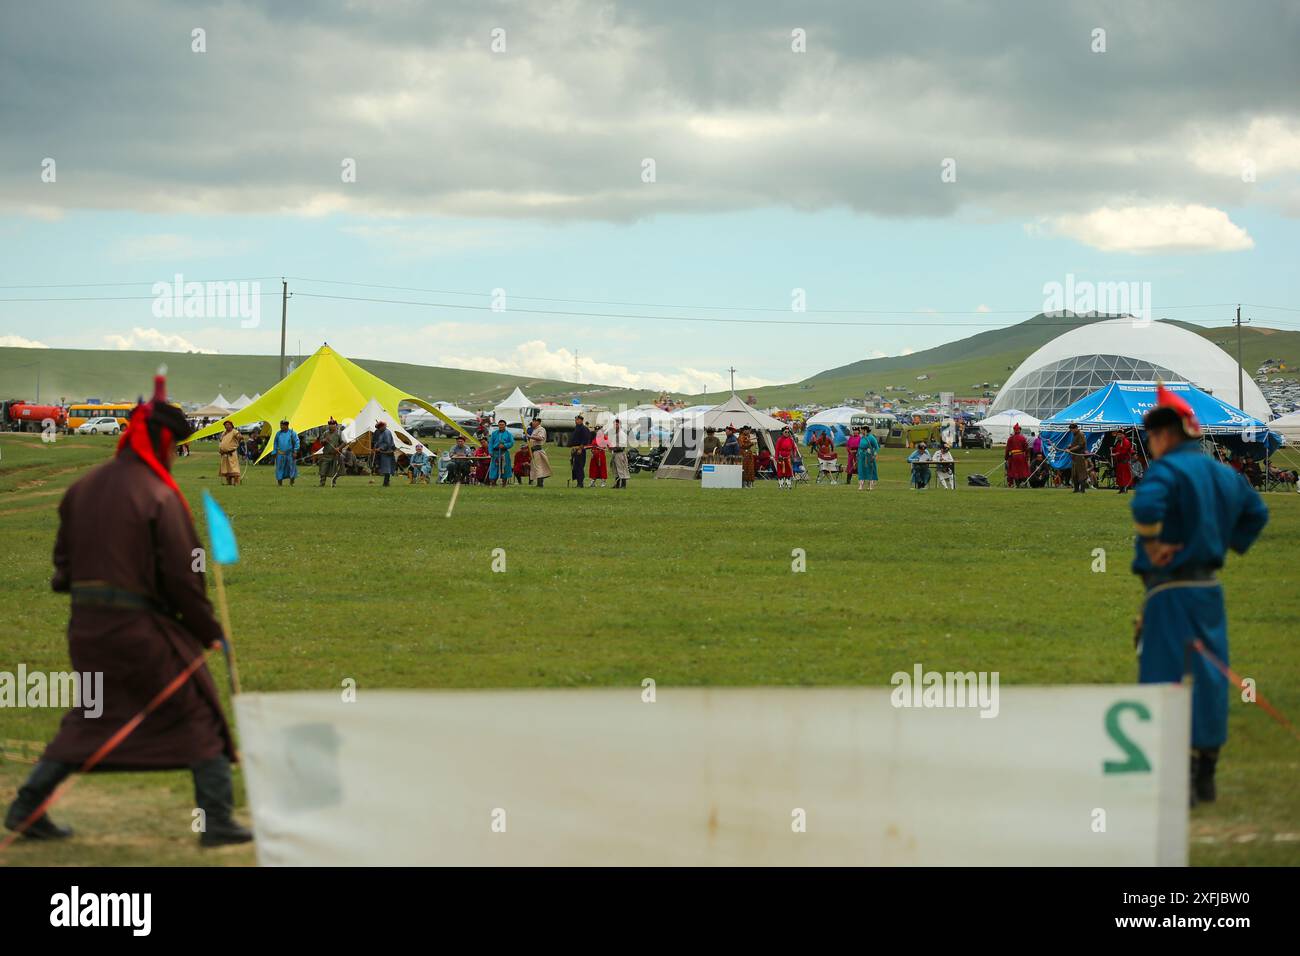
(290, 290, 1300, 330)
(0, 277, 280, 290)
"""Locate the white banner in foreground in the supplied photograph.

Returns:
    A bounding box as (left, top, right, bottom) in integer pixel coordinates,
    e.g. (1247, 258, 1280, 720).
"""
(235, 685, 1188, 866)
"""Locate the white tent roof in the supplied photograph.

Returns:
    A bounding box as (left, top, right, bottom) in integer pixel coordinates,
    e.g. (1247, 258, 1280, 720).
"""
(494, 386, 535, 418)
(192, 403, 233, 418)
(340, 398, 423, 455)
(670, 404, 714, 421)
(207, 393, 232, 410)
(1268, 410, 1300, 444)
(806, 406, 860, 426)
(228, 393, 254, 411)
(974, 409, 1042, 444)
(696, 394, 786, 432)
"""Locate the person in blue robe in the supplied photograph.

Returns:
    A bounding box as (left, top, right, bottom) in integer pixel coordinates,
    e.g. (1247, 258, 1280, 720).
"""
(487, 420, 514, 486)
(1132, 391, 1268, 806)
(372, 420, 397, 486)
(272, 419, 299, 485)
(857, 426, 880, 490)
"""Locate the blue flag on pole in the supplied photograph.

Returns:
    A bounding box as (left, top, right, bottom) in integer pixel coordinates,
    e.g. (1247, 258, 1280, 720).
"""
(202, 490, 240, 565)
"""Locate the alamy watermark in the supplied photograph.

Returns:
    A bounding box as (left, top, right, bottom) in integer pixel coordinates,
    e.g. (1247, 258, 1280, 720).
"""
(151, 273, 261, 328)
(1043, 273, 1151, 326)
(0, 665, 103, 718)
(890, 663, 1000, 718)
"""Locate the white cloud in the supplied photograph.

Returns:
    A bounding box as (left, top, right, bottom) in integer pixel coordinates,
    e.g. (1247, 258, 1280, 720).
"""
(0, 335, 49, 348)
(104, 327, 217, 353)
(975, 304, 991, 313)
(1048, 204, 1254, 255)
(1191, 116, 1300, 177)
(441, 340, 773, 393)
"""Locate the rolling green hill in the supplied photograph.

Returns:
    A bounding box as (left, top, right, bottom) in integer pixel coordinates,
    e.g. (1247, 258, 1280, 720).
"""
(0, 346, 657, 410)
(3, 315, 1296, 413)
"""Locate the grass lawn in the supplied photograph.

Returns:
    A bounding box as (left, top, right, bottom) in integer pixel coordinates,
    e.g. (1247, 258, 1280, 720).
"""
(1, 432, 1297, 866)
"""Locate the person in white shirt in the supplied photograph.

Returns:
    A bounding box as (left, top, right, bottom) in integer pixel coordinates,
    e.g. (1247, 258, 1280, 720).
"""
(932, 442, 956, 490)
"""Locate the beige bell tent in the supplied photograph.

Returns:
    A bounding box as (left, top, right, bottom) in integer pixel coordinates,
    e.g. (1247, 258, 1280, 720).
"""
(656, 394, 786, 479)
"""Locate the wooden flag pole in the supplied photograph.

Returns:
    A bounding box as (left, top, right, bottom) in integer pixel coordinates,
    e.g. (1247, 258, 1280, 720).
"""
(445, 480, 462, 519)
(211, 561, 242, 696)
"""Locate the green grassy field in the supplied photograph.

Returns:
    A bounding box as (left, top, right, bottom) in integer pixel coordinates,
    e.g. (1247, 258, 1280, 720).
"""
(0, 433, 1297, 866)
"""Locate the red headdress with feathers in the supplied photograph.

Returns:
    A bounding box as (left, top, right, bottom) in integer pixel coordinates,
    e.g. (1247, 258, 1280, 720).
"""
(1155, 381, 1202, 438)
(116, 373, 190, 512)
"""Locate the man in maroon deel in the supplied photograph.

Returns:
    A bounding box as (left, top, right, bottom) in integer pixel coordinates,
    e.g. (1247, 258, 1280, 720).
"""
(4, 374, 252, 848)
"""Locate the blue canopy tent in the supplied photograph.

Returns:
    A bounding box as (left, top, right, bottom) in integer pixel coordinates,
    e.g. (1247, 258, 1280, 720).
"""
(1039, 381, 1280, 470)
(804, 422, 850, 446)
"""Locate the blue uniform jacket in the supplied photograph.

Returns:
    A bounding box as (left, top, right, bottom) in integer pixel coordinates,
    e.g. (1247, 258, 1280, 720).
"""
(1130, 442, 1268, 575)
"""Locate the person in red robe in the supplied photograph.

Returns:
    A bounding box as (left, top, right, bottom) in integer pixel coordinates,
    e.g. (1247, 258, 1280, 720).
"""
(1005, 422, 1031, 487)
(473, 440, 490, 484)
(513, 445, 532, 485)
(1111, 429, 1134, 494)
(775, 427, 798, 490)
(588, 430, 609, 487)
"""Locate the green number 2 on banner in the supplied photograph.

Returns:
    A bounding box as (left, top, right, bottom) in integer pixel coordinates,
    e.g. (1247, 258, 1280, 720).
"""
(1103, 701, 1152, 774)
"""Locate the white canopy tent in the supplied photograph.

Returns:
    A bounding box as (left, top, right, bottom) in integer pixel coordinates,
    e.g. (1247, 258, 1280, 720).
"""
(494, 387, 539, 425)
(228, 393, 254, 411)
(335, 398, 423, 456)
(975, 409, 1042, 445)
(1268, 410, 1300, 445)
(657, 395, 786, 479)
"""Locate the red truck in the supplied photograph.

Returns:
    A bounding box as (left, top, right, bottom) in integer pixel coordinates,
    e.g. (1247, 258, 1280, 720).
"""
(1, 400, 67, 432)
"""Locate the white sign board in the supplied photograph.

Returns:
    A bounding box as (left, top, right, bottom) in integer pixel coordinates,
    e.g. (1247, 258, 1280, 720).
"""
(236, 685, 1188, 866)
(700, 463, 742, 488)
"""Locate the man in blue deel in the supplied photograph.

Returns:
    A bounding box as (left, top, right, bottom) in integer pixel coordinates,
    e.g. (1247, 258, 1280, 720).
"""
(1131, 384, 1268, 806)
(273, 419, 299, 486)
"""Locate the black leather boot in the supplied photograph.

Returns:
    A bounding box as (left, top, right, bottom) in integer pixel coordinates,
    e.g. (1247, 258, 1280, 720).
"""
(192, 757, 254, 848)
(1194, 748, 1219, 803)
(4, 760, 75, 839)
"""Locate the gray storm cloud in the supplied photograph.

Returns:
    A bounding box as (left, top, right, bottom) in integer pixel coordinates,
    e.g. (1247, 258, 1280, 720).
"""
(1, 0, 1297, 226)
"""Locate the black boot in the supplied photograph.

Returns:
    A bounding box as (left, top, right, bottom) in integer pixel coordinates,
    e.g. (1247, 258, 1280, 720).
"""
(1194, 748, 1219, 804)
(192, 757, 254, 848)
(4, 760, 75, 839)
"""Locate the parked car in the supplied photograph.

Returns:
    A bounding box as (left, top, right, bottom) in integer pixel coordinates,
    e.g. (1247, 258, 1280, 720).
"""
(960, 425, 993, 449)
(76, 416, 121, 435)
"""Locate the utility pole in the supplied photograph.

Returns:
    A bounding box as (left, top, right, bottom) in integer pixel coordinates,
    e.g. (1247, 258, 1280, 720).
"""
(1235, 304, 1247, 410)
(728, 366, 737, 393)
(279, 278, 289, 381)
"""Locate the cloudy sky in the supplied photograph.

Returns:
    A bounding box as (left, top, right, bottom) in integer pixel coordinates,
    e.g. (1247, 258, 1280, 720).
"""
(1, 0, 1297, 391)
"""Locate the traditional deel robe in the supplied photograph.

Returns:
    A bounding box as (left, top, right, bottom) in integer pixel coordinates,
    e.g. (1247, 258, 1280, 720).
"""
(1068, 430, 1089, 483)
(846, 433, 861, 477)
(513, 446, 532, 480)
(43, 451, 234, 769)
(857, 433, 880, 480)
(488, 429, 514, 481)
(608, 424, 630, 480)
(318, 428, 344, 479)
(528, 425, 553, 480)
(273, 428, 299, 481)
(1131, 442, 1268, 748)
(774, 434, 797, 478)
(569, 423, 593, 482)
(589, 431, 609, 480)
(739, 431, 757, 482)
(1112, 434, 1135, 489)
(1005, 430, 1031, 482)
(372, 425, 397, 475)
(217, 428, 242, 479)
